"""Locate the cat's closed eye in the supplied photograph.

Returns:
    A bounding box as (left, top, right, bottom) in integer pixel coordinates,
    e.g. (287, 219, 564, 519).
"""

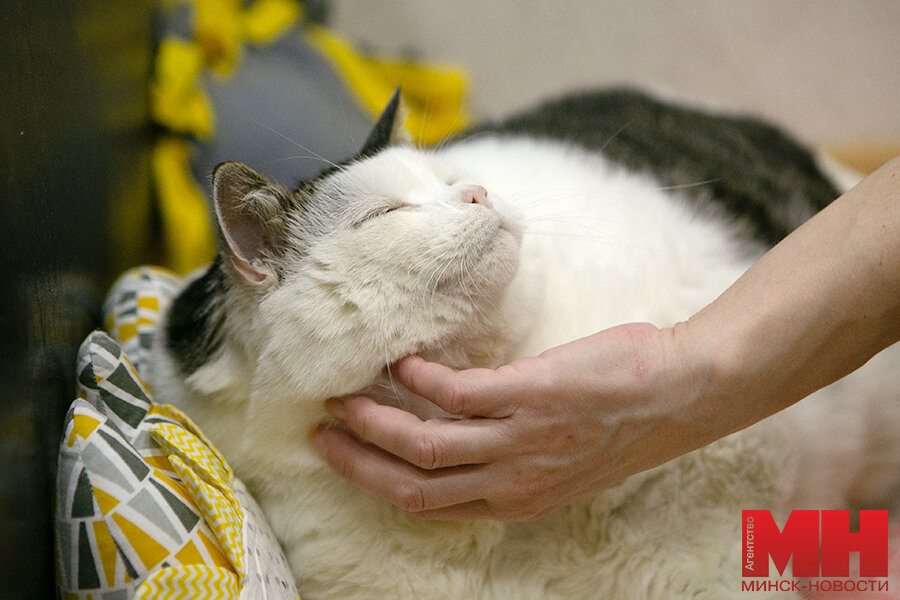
(353, 203, 411, 227)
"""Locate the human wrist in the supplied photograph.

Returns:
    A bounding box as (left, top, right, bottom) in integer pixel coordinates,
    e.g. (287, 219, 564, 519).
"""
(663, 318, 729, 428)
(663, 310, 769, 441)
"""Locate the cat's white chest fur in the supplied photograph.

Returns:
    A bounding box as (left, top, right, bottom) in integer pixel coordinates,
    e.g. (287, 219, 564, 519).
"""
(149, 133, 897, 600)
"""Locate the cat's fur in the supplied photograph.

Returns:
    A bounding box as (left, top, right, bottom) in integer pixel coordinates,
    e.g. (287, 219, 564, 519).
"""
(149, 89, 900, 599)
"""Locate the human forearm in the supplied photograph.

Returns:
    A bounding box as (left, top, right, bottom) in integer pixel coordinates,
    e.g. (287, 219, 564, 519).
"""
(679, 157, 900, 429)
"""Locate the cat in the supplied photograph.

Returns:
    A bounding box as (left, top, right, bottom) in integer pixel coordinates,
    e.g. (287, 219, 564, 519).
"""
(148, 88, 900, 599)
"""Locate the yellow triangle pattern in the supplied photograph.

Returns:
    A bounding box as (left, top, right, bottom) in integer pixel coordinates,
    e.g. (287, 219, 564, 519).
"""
(91, 486, 120, 515)
(174, 539, 204, 566)
(111, 513, 170, 571)
(73, 413, 101, 441)
(153, 468, 199, 509)
(143, 454, 175, 472)
(134, 564, 239, 600)
(91, 520, 120, 588)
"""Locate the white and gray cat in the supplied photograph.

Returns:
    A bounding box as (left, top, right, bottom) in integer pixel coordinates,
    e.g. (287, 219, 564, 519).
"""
(149, 89, 900, 599)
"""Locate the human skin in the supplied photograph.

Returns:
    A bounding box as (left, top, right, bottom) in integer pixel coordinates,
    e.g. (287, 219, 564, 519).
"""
(311, 156, 900, 522)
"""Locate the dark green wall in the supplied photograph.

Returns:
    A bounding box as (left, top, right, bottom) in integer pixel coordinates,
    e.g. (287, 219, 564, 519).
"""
(0, 2, 154, 597)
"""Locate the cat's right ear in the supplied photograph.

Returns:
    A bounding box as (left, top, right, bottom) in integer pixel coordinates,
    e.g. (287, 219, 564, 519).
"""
(212, 162, 289, 286)
(358, 88, 411, 158)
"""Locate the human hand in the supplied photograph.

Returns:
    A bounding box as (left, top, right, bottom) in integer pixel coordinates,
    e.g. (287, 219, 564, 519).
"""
(311, 157, 900, 522)
(311, 322, 724, 521)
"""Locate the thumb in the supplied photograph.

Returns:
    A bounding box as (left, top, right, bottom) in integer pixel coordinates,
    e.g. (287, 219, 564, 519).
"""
(393, 356, 514, 418)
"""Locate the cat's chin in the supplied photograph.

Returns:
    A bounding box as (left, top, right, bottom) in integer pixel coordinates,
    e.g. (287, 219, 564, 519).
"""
(439, 223, 522, 302)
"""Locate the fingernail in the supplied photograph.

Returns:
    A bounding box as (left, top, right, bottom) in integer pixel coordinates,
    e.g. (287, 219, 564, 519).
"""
(309, 424, 328, 449)
(389, 356, 413, 377)
(324, 398, 347, 420)
(308, 426, 321, 446)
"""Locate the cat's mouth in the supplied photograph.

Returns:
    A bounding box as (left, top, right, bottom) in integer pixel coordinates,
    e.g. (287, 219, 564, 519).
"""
(496, 215, 522, 241)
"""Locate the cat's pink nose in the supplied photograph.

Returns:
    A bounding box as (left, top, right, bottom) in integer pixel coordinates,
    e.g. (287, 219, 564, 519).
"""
(462, 185, 491, 208)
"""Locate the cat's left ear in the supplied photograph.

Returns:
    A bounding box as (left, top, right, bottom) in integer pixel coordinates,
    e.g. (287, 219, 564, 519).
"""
(358, 88, 411, 157)
(212, 162, 290, 286)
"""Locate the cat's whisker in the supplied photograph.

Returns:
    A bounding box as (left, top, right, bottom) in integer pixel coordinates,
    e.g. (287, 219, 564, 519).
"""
(416, 91, 434, 151)
(437, 105, 473, 151)
(338, 102, 361, 155)
(422, 260, 446, 299)
(441, 130, 495, 149)
(511, 177, 720, 210)
(270, 155, 342, 165)
(428, 257, 457, 301)
(251, 118, 343, 170)
(522, 214, 630, 232)
(417, 257, 445, 288)
(426, 262, 449, 299)
(459, 282, 485, 320)
(656, 178, 720, 192)
(420, 251, 450, 295)
(431, 124, 462, 152)
(383, 351, 405, 411)
(522, 209, 620, 221)
(459, 256, 493, 318)
(521, 229, 643, 246)
(466, 266, 490, 309)
(597, 117, 635, 154)
(513, 193, 606, 211)
(514, 186, 616, 200)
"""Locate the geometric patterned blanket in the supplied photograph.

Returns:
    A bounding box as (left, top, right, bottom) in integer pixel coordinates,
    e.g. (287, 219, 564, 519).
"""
(55, 266, 298, 599)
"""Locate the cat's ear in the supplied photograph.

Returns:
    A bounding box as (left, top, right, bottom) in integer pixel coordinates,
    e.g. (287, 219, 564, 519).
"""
(358, 88, 411, 157)
(212, 162, 289, 286)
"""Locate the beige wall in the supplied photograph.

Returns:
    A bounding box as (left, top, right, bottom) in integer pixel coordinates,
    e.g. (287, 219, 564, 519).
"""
(331, 0, 900, 157)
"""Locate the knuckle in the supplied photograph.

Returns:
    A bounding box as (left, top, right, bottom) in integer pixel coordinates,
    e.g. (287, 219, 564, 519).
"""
(395, 480, 428, 513)
(413, 430, 442, 470)
(440, 382, 469, 415)
(353, 404, 374, 441)
(504, 469, 556, 503)
(403, 365, 419, 393)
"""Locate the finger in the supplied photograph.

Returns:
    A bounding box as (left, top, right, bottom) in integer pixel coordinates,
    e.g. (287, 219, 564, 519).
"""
(310, 425, 493, 512)
(393, 356, 515, 417)
(326, 395, 513, 469)
(411, 500, 495, 521)
(412, 500, 549, 523)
